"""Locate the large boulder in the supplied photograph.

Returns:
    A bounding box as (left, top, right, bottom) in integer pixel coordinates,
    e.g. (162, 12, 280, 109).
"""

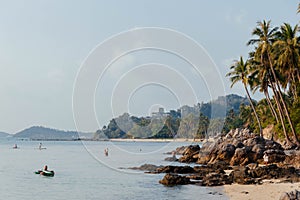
(198, 143, 236, 165)
(214, 144, 236, 162)
(229, 147, 252, 166)
(178, 145, 200, 163)
(159, 173, 191, 186)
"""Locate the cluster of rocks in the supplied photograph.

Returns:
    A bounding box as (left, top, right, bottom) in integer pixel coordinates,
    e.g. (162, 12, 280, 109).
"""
(177, 129, 286, 166)
(130, 129, 300, 189)
(134, 163, 300, 187)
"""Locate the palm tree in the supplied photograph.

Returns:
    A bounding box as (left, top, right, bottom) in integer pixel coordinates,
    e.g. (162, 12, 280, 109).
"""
(247, 20, 296, 146)
(248, 57, 279, 123)
(274, 23, 300, 98)
(226, 57, 263, 137)
(273, 23, 300, 145)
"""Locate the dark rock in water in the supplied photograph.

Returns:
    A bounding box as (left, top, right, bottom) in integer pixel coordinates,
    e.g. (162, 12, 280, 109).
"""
(156, 165, 195, 174)
(164, 156, 178, 162)
(279, 190, 300, 200)
(159, 173, 191, 186)
(128, 164, 163, 172)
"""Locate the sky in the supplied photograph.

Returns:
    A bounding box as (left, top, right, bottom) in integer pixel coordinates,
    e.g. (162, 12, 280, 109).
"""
(0, 0, 298, 133)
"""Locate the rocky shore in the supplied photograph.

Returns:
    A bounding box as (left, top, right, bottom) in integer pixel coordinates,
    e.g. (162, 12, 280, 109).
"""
(130, 129, 300, 199)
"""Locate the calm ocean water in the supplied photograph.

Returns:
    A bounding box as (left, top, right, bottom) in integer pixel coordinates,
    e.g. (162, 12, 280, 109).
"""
(0, 138, 228, 200)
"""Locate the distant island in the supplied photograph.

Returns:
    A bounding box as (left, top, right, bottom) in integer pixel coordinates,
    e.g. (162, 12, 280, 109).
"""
(13, 126, 94, 141)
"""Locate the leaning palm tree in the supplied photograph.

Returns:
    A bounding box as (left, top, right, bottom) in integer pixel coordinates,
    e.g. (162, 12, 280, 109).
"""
(226, 57, 263, 137)
(273, 23, 300, 145)
(247, 20, 296, 146)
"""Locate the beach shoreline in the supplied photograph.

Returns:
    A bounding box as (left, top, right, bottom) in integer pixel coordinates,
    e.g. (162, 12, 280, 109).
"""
(222, 181, 300, 200)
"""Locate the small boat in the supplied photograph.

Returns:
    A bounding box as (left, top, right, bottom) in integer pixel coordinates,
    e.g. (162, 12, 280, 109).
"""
(35, 170, 55, 177)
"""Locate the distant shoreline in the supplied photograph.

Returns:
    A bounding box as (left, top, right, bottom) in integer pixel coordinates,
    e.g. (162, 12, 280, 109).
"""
(14, 138, 215, 143)
(109, 138, 207, 142)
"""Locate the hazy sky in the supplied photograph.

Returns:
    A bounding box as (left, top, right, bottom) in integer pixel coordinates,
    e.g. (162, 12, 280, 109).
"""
(0, 0, 298, 133)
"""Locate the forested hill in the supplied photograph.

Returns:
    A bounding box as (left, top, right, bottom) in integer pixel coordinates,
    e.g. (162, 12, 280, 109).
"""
(95, 94, 250, 139)
(201, 94, 251, 118)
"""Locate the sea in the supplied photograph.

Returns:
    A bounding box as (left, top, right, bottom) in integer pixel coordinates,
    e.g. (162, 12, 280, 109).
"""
(0, 138, 228, 200)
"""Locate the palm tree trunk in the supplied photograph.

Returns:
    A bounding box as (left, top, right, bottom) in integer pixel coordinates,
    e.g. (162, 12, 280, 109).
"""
(277, 88, 300, 145)
(291, 73, 298, 99)
(267, 54, 299, 146)
(244, 84, 263, 137)
(264, 89, 279, 123)
(270, 80, 294, 146)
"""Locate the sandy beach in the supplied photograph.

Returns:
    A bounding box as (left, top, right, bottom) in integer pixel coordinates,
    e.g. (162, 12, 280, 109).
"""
(223, 181, 300, 200)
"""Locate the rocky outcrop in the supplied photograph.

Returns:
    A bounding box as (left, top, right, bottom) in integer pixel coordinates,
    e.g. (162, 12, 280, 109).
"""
(159, 173, 191, 186)
(138, 128, 300, 188)
(194, 128, 286, 166)
(156, 164, 300, 186)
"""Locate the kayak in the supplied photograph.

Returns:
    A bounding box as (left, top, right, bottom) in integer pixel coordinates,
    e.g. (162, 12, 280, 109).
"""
(35, 170, 55, 177)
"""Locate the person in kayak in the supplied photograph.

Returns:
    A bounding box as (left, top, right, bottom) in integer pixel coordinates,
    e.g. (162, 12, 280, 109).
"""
(39, 165, 55, 176)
